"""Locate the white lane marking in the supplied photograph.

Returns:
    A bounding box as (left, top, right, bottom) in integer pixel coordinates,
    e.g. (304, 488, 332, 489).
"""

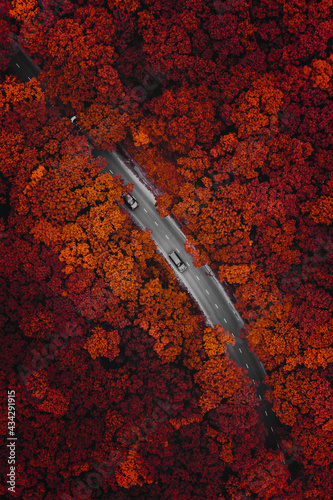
(224, 318, 227, 323)
(215, 304, 218, 308)
(165, 235, 169, 239)
(265, 411, 268, 416)
(206, 289, 209, 294)
(239, 348, 242, 353)
(259, 395, 262, 400)
(271, 427, 274, 432)
(154, 221, 158, 226)
(16, 63, 20, 68)
(176, 248, 180, 252)
(109, 170, 113, 174)
(186, 262, 190, 266)
(196, 276, 200, 280)
(143, 208, 147, 213)
(28, 77, 31, 80)
(246, 364, 249, 369)
(277, 444, 280, 448)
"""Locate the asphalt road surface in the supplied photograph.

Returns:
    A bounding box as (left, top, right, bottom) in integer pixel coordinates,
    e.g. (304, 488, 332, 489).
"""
(99, 151, 270, 391)
(8, 48, 282, 448)
(8, 46, 41, 82)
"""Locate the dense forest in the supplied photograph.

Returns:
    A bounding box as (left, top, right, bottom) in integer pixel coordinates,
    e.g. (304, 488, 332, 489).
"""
(1, 0, 333, 498)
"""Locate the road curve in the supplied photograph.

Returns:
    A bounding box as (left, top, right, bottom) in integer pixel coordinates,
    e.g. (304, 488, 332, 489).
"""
(8, 48, 281, 447)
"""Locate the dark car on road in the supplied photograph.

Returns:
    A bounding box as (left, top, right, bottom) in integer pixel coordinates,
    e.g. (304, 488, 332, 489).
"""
(169, 251, 187, 272)
(122, 193, 139, 210)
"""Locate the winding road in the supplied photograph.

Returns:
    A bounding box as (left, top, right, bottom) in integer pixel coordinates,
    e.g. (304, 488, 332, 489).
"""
(8, 47, 282, 448)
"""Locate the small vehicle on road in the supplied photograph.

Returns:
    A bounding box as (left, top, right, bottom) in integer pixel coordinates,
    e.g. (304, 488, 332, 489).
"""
(122, 193, 139, 210)
(169, 251, 187, 272)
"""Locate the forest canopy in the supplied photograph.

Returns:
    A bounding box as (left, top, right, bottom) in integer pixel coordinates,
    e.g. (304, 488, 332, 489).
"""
(1, 0, 333, 498)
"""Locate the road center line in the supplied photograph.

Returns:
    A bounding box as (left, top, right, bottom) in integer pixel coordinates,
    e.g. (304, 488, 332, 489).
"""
(265, 411, 268, 416)
(239, 348, 242, 353)
(271, 427, 274, 432)
(16, 63, 20, 68)
(165, 235, 169, 239)
(246, 364, 249, 369)
(215, 304, 218, 308)
(196, 276, 200, 280)
(224, 318, 227, 323)
(143, 208, 147, 213)
(28, 77, 31, 80)
(206, 289, 209, 294)
(154, 221, 158, 226)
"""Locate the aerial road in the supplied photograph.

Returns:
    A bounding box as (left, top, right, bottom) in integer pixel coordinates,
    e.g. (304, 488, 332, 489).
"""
(8, 47, 281, 447)
(99, 150, 263, 371)
(98, 149, 281, 442)
(8, 46, 41, 82)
